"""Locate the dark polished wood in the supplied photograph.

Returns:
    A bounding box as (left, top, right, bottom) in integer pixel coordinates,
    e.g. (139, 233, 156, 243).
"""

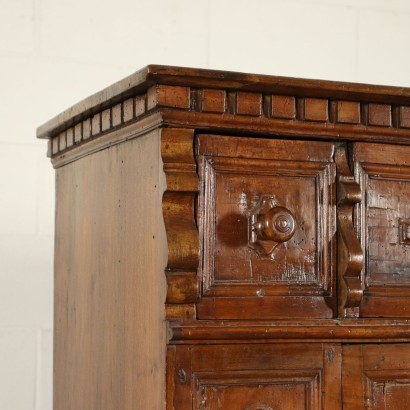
(169, 319, 410, 343)
(168, 343, 341, 410)
(197, 134, 336, 319)
(354, 143, 410, 317)
(335, 146, 363, 318)
(38, 65, 410, 409)
(343, 344, 410, 409)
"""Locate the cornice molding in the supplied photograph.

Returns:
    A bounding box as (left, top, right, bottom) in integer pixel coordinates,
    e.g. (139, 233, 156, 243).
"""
(47, 83, 410, 162)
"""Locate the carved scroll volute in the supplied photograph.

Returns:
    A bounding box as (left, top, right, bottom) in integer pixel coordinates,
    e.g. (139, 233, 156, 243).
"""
(335, 146, 364, 318)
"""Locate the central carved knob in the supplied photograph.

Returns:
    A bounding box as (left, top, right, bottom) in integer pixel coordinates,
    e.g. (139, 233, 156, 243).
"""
(256, 206, 296, 243)
(276, 216, 290, 232)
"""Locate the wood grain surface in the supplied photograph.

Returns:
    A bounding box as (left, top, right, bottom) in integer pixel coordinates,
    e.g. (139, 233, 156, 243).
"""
(343, 344, 410, 409)
(40, 66, 410, 410)
(197, 134, 336, 319)
(37, 64, 410, 140)
(168, 343, 342, 409)
(54, 128, 167, 409)
(355, 143, 410, 317)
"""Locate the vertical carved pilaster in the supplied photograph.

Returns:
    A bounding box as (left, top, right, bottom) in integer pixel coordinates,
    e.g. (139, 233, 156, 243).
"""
(335, 146, 364, 317)
(161, 128, 199, 319)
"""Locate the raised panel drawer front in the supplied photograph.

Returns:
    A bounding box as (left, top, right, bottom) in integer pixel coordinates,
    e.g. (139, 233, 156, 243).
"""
(354, 143, 410, 317)
(196, 135, 336, 319)
(343, 344, 410, 409)
(168, 343, 342, 410)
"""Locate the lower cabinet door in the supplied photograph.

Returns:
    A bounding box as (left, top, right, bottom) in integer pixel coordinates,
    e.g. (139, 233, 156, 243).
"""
(167, 343, 342, 409)
(343, 344, 410, 409)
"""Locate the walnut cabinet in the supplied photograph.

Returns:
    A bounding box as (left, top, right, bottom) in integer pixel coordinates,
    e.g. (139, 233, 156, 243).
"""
(37, 66, 410, 409)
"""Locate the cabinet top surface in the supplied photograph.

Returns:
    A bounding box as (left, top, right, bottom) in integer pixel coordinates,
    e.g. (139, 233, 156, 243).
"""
(37, 64, 410, 139)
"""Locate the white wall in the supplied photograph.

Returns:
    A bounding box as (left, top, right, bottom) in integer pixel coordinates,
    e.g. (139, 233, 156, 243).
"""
(1, 0, 410, 408)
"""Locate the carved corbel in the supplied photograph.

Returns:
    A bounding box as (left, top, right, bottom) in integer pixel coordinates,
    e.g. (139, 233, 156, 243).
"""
(161, 128, 200, 320)
(335, 146, 364, 317)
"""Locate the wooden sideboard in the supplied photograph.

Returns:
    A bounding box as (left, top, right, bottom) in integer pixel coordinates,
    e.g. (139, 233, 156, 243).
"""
(37, 66, 410, 409)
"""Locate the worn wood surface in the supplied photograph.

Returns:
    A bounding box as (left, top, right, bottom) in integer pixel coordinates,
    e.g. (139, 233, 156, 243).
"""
(51, 112, 163, 168)
(37, 64, 410, 140)
(355, 142, 410, 317)
(335, 146, 363, 317)
(161, 108, 410, 145)
(197, 134, 336, 319)
(304, 97, 329, 121)
(343, 344, 410, 409)
(167, 343, 342, 410)
(271, 95, 296, 119)
(169, 319, 410, 344)
(40, 66, 410, 409)
(335, 101, 361, 124)
(54, 128, 167, 409)
(161, 128, 200, 318)
(39, 65, 410, 166)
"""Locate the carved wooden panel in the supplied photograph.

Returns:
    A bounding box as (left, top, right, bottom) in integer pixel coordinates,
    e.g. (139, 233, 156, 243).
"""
(343, 344, 410, 409)
(335, 146, 363, 318)
(42, 65, 410, 165)
(39, 65, 410, 410)
(193, 370, 320, 410)
(196, 134, 336, 319)
(168, 343, 341, 410)
(354, 143, 410, 317)
(161, 128, 200, 320)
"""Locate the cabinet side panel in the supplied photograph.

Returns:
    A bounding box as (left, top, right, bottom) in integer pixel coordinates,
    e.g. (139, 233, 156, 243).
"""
(54, 129, 167, 409)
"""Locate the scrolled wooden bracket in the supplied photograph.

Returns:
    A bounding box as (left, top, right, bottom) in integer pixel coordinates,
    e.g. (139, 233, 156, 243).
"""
(161, 128, 200, 320)
(335, 146, 364, 318)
